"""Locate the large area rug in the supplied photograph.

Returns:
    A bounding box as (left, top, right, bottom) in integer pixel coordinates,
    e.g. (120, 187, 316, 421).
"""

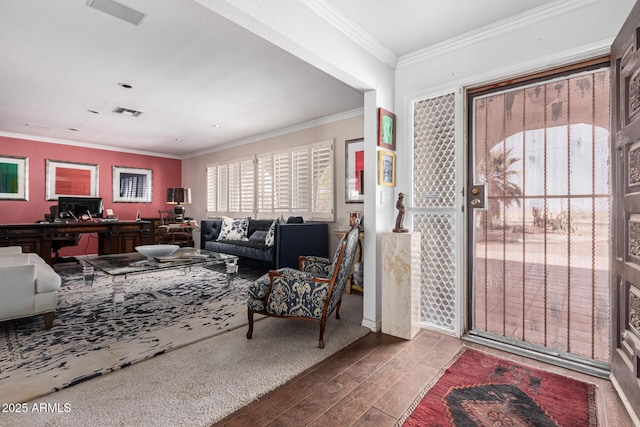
(398, 348, 597, 426)
(0, 284, 368, 426)
(0, 264, 256, 404)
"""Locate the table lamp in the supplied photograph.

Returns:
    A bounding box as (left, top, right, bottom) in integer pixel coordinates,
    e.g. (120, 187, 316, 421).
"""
(166, 187, 191, 221)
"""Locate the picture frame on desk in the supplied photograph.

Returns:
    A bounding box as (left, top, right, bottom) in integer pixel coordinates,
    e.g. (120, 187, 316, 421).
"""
(46, 159, 98, 201)
(113, 166, 152, 203)
(0, 155, 28, 200)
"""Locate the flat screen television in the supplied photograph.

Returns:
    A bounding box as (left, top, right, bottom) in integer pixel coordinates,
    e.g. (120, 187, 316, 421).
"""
(57, 197, 104, 219)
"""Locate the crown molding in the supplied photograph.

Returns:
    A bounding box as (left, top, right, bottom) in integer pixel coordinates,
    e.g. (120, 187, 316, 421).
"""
(0, 108, 365, 160)
(186, 107, 365, 158)
(0, 131, 182, 159)
(397, 0, 601, 69)
(301, 0, 397, 67)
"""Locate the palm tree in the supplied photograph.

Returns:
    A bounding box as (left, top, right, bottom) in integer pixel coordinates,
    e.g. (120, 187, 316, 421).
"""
(478, 146, 523, 230)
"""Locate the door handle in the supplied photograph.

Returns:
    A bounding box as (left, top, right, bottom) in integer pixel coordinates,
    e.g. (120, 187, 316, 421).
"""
(468, 185, 485, 209)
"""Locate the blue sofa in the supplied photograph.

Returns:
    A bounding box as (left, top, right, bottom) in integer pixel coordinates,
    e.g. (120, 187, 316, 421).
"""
(200, 218, 328, 269)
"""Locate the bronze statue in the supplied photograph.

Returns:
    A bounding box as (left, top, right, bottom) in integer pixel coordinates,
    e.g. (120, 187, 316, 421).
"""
(393, 192, 408, 233)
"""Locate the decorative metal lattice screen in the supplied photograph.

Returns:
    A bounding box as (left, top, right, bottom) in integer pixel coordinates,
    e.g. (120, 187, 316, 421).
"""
(413, 92, 457, 331)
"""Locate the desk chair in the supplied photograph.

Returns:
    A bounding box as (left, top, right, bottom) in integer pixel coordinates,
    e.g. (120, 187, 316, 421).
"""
(158, 210, 193, 247)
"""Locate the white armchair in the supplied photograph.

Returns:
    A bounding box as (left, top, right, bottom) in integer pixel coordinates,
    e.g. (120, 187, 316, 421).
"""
(0, 246, 62, 329)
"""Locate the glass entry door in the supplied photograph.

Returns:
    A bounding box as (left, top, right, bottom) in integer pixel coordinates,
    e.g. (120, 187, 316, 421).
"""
(468, 67, 611, 370)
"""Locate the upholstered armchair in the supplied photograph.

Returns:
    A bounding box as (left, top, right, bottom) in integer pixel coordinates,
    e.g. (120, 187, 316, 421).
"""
(0, 246, 62, 329)
(246, 220, 361, 348)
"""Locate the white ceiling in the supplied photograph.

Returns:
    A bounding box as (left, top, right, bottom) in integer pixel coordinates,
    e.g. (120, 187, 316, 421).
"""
(0, 0, 557, 158)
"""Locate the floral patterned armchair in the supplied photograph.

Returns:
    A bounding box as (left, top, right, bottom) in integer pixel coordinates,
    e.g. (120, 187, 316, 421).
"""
(246, 219, 361, 348)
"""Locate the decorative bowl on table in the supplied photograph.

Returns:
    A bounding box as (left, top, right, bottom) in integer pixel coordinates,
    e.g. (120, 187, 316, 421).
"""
(135, 244, 180, 260)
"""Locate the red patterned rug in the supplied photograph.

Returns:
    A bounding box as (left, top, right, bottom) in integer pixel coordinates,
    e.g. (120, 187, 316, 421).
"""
(398, 348, 597, 426)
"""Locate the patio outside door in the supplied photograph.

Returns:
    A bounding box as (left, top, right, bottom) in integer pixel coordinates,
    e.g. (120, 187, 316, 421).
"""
(467, 66, 611, 375)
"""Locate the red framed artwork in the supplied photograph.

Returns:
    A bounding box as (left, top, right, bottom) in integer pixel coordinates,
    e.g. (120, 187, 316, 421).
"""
(45, 159, 98, 200)
(345, 138, 364, 203)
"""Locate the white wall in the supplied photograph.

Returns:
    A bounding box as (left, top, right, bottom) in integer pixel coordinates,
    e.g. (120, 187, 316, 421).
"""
(393, 0, 634, 335)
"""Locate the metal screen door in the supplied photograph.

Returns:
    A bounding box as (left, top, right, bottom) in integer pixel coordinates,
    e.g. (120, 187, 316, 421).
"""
(468, 67, 611, 371)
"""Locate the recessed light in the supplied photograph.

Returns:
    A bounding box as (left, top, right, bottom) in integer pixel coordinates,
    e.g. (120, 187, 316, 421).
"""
(118, 82, 133, 89)
(87, 109, 102, 114)
(213, 124, 222, 128)
(176, 138, 184, 142)
(67, 128, 79, 132)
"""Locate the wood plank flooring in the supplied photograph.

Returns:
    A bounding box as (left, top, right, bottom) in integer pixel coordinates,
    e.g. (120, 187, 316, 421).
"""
(213, 329, 634, 427)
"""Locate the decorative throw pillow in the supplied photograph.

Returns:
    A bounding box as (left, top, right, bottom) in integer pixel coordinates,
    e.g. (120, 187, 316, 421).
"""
(264, 218, 279, 247)
(217, 216, 249, 241)
(249, 230, 268, 243)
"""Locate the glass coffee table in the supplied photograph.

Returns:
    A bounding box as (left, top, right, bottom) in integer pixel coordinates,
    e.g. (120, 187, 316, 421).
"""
(80, 248, 239, 317)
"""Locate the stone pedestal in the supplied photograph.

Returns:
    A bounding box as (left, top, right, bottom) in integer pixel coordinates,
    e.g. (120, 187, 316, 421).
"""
(381, 232, 421, 340)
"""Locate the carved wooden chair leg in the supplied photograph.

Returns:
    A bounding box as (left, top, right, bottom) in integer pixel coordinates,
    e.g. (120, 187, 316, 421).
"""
(335, 299, 342, 319)
(43, 312, 55, 329)
(318, 318, 326, 349)
(246, 309, 254, 339)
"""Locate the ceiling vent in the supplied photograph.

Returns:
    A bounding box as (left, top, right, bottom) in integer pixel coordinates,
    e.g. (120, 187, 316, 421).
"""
(86, 0, 148, 27)
(113, 106, 143, 117)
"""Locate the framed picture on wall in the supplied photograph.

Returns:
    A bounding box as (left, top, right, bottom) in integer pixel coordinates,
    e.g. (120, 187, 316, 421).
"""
(0, 155, 28, 200)
(46, 159, 98, 201)
(345, 138, 364, 203)
(113, 166, 152, 203)
(377, 108, 396, 151)
(378, 150, 395, 187)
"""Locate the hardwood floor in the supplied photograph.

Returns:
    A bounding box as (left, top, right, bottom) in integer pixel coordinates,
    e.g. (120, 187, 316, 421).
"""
(213, 329, 635, 426)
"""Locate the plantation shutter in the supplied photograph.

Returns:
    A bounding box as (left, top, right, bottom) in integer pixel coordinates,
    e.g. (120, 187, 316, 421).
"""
(257, 154, 274, 212)
(206, 166, 217, 213)
(239, 158, 255, 214)
(217, 164, 228, 212)
(206, 158, 254, 216)
(311, 140, 333, 219)
(210, 140, 334, 221)
(273, 152, 290, 212)
(291, 148, 309, 211)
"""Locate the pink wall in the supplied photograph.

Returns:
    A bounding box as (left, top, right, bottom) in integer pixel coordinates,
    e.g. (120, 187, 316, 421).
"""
(0, 136, 182, 256)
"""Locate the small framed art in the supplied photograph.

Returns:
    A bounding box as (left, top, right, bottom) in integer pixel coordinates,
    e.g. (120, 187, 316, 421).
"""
(378, 108, 396, 151)
(0, 155, 28, 200)
(113, 166, 152, 203)
(46, 159, 98, 200)
(378, 150, 395, 187)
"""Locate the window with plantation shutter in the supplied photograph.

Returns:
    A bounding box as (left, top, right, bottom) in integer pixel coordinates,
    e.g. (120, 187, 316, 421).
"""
(207, 140, 333, 221)
(257, 155, 273, 212)
(273, 152, 290, 212)
(291, 149, 309, 211)
(311, 141, 332, 217)
(206, 157, 254, 216)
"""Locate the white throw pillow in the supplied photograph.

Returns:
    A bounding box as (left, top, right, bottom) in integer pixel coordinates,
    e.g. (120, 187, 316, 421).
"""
(217, 216, 249, 241)
(264, 218, 278, 247)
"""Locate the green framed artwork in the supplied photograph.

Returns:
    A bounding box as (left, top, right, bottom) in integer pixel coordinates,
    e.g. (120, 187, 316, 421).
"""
(378, 108, 396, 151)
(0, 155, 28, 200)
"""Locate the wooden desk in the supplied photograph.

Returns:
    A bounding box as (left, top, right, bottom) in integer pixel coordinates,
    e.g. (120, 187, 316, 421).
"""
(335, 229, 363, 294)
(0, 220, 151, 265)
